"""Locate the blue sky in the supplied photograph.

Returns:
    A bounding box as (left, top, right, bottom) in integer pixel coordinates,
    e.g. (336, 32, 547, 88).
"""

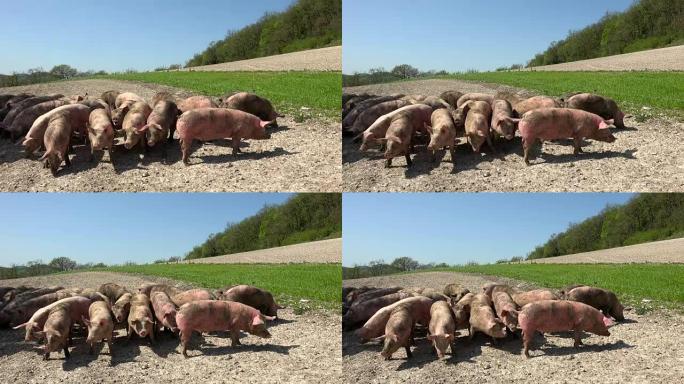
(342, 193, 636, 266)
(0, 0, 295, 74)
(0, 193, 292, 267)
(343, 0, 634, 74)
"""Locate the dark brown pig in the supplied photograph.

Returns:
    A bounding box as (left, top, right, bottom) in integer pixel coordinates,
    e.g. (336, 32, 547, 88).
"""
(565, 93, 626, 129)
(456, 93, 494, 108)
(112, 292, 132, 326)
(418, 96, 450, 110)
(559, 284, 587, 299)
(176, 108, 272, 165)
(22, 104, 90, 157)
(358, 104, 431, 151)
(178, 95, 217, 112)
(491, 99, 517, 140)
(221, 92, 283, 126)
(428, 301, 456, 359)
(519, 300, 612, 358)
(172, 289, 215, 307)
(136, 99, 178, 160)
(468, 293, 507, 341)
(511, 289, 559, 307)
(151, 291, 178, 332)
(4, 99, 68, 140)
(348, 99, 410, 135)
(566, 286, 624, 321)
(1, 94, 64, 129)
(513, 96, 561, 116)
(40, 113, 72, 175)
(492, 291, 519, 331)
(87, 108, 115, 161)
(97, 283, 129, 305)
(176, 300, 273, 358)
(463, 100, 494, 153)
(380, 304, 415, 360)
(426, 108, 458, 163)
(100, 90, 120, 109)
(343, 95, 403, 129)
(127, 293, 154, 343)
(83, 300, 114, 355)
(352, 287, 403, 305)
(439, 91, 464, 109)
(356, 296, 432, 343)
(518, 108, 616, 165)
(8, 291, 73, 326)
(122, 101, 152, 150)
(219, 285, 283, 318)
(343, 292, 412, 330)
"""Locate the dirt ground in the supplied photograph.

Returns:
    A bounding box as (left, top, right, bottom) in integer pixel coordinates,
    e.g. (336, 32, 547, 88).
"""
(342, 272, 684, 384)
(180, 46, 341, 72)
(0, 79, 342, 192)
(522, 45, 684, 71)
(184, 238, 342, 264)
(525, 237, 684, 264)
(0, 272, 341, 384)
(342, 79, 684, 192)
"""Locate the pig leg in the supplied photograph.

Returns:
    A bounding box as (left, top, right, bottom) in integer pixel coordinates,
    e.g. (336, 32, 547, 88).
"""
(180, 331, 191, 358)
(486, 134, 497, 155)
(522, 138, 532, 165)
(449, 147, 457, 165)
(522, 330, 533, 358)
(404, 154, 412, 167)
(404, 345, 412, 359)
(385, 158, 392, 168)
(180, 139, 191, 165)
(127, 325, 133, 340)
(44, 351, 50, 360)
(230, 329, 241, 346)
(149, 329, 155, 344)
(431, 149, 437, 163)
(88, 342, 94, 355)
(232, 137, 242, 156)
(63, 345, 70, 359)
(573, 137, 583, 155)
(573, 329, 583, 347)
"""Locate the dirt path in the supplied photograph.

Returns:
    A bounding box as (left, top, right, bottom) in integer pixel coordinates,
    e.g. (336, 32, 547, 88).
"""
(0, 79, 341, 192)
(184, 238, 342, 264)
(342, 272, 684, 384)
(0, 272, 341, 384)
(180, 46, 341, 72)
(343, 79, 684, 192)
(522, 45, 684, 71)
(525, 237, 684, 264)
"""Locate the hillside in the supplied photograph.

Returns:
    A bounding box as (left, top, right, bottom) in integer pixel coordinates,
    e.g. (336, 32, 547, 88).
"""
(185, 193, 341, 260)
(528, 194, 684, 259)
(525, 238, 684, 264)
(528, 0, 684, 67)
(186, 0, 341, 67)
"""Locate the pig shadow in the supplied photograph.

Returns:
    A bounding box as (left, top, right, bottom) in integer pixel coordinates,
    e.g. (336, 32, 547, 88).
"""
(198, 146, 293, 165)
(267, 124, 290, 134)
(0, 328, 38, 358)
(535, 339, 633, 358)
(535, 148, 637, 165)
(149, 334, 181, 358)
(61, 340, 104, 371)
(270, 318, 295, 325)
(341, 331, 381, 357)
(190, 341, 297, 358)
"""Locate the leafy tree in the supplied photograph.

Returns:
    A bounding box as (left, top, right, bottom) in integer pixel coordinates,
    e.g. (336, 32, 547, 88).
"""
(391, 257, 419, 272)
(49, 257, 77, 271)
(49, 64, 78, 79)
(391, 64, 419, 79)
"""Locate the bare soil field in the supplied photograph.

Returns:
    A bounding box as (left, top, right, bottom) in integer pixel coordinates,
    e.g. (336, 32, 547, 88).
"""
(0, 272, 341, 384)
(522, 45, 684, 71)
(343, 79, 684, 192)
(342, 272, 684, 384)
(0, 79, 342, 192)
(180, 46, 341, 72)
(184, 238, 341, 264)
(526, 238, 684, 264)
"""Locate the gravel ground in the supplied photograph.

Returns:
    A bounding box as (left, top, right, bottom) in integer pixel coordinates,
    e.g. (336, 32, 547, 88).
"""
(0, 79, 342, 192)
(525, 238, 684, 264)
(183, 238, 341, 264)
(342, 272, 684, 384)
(180, 46, 341, 72)
(0, 272, 341, 384)
(522, 45, 684, 71)
(343, 79, 684, 192)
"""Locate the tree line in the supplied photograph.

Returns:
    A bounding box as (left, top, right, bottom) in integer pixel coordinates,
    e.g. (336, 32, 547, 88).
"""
(527, 0, 684, 67)
(528, 194, 684, 259)
(342, 64, 452, 87)
(185, 193, 342, 260)
(186, 0, 341, 67)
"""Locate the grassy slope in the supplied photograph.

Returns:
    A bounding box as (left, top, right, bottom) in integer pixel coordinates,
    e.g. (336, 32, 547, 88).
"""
(102, 71, 341, 118)
(426, 264, 684, 309)
(439, 71, 684, 112)
(100, 263, 341, 311)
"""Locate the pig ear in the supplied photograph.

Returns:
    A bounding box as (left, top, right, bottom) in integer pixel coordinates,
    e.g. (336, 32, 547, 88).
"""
(136, 124, 149, 133)
(603, 316, 614, 327)
(252, 315, 264, 326)
(604, 119, 614, 125)
(260, 120, 275, 129)
(424, 122, 433, 134)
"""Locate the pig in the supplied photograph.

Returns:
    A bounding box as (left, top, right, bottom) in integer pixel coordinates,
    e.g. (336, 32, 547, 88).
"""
(151, 291, 178, 332)
(356, 296, 433, 343)
(443, 284, 470, 302)
(8, 291, 74, 327)
(112, 292, 132, 326)
(111, 92, 145, 129)
(0, 93, 33, 120)
(344, 286, 374, 306)
(463, 100, 494, 153)
(150, 91, 175, 107)
(566, 286, 624, 321)
(343, 292, 412, 330)
(176, 108, 272, 165)
(219, 285, 283, 318)
(491, 99, 517, 140)
(482, 283, 518, 299)
(343, 94, 374, 117)
(439, 90, 464, 109)
(13, 296, 89, 342)
(127, 293, 155, 343)
(40, 113, 72, 176)
(87, 108, 115, 161)
(1, 94, 64, 129)
(513, 96, 561, 116)
(511, 289, 559, 307)
(559, 284, 587, 299)
(37, 306, 71, 360)
(136, 100, 178, 160)
(122, 101, 152, 150)
(456, 292, 475, 307)
(352, 287, 403, 305)
(83, 300, 114, 355)
(343, 95, 404, 129)
(456, 93, 494, 108)
(517, 108, 617, 165)
(175, 300, 274, 358)
(427, 301, 456, 359)
(380, 114, 414, 167)
(100, 90, 120, 109)
(97, 283, 129, 305)
(565, 93, 625, 129)
(380, 304, 415, 360)
(426, 108, 458, 163)
(171, 289, 215, 307)
(0, 94, 16, 109)
(492, 291, 519, 331)
(178, 95, 217, 112)
(468, 294, 507, 341)
(147, 284, 182, 298)
(348, 99, 411, 135)
(518, 300, 612, 358)
(418, 96, 450, 110)
(22, 104, 90, 157)
(115, 92, 145, 108)
(358, 104, 432, 151)
(412, 288, 449, 302)
(221, 92, 283, 126)
(4, 99, 68, 140)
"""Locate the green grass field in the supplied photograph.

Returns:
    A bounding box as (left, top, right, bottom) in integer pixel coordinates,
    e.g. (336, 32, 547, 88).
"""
(426, 263, 684, 310)
(440, 71, 684, 112)
(102, 71, 341, 118)
(99, 263, 341, 312)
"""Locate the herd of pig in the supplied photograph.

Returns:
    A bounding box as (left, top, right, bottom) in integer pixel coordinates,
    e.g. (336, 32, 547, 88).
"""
(342, 91, 626, 166)
(343, 283, 624, 360)
(0, 90, 283, 174)
(0, 283, 283, 359)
